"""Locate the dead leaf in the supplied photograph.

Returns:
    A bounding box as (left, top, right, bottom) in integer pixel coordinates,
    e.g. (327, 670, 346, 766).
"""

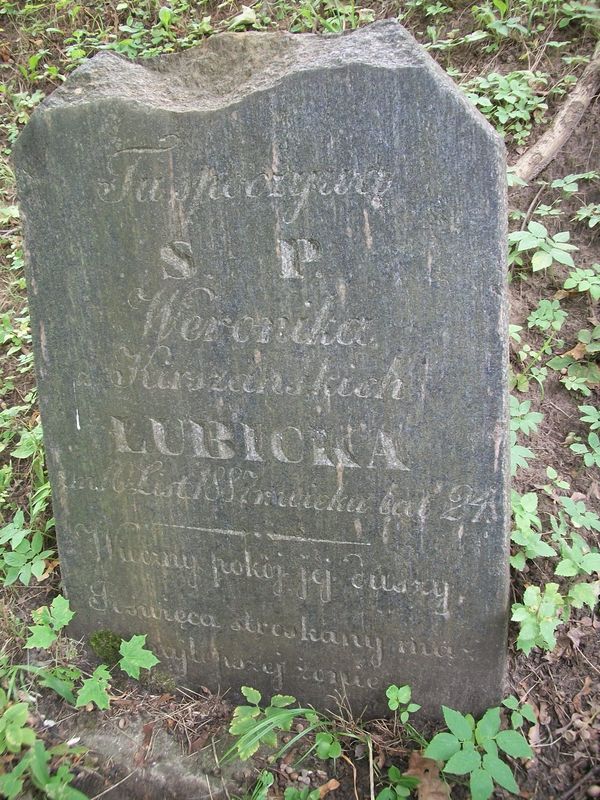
(318, 778, 340, 798)
(404, 752, 450, 800)
(563, 342, 588, 360)
(189, 729, 211, 753)
(133, 721, 155, 766)
(566, 625, 588, 650)
(553, 289, 571, 300)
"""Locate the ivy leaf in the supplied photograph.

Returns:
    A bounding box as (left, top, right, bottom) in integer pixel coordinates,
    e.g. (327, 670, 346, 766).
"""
(442, 706, 473, 742)
(118, 634, 159, 679)
(495, 730, 533, 758)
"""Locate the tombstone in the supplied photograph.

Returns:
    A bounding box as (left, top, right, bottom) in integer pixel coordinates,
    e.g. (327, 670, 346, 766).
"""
(14, 21, 509, 716)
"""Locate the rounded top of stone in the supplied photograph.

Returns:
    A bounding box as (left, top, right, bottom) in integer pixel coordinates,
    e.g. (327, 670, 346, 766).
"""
(17, 20, 501, 149)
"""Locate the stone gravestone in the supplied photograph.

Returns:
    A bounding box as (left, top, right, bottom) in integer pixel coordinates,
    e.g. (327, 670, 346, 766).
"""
(15, 20, 509, 716)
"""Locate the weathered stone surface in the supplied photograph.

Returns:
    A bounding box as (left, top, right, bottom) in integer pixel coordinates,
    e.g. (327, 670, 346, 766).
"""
(15, 21, 509, 716)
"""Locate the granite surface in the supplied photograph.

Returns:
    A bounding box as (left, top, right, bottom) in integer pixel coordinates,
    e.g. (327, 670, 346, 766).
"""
(14, 20, 509, 716)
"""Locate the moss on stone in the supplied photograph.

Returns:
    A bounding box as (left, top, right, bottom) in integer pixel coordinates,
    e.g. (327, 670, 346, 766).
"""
(89, 629, 122, 666)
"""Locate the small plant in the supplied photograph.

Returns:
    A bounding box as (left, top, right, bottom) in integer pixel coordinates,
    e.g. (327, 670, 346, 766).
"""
(528, 299, 567, 332)
(508, 220, 577, 272)
(579, 404, 600, 430)
(564, 265, 600, 300)
(511, 583, 565, 653)
(573, 203, 600, 228)
(0, 739, 87, 800)
(385, 684, 421, 722)
(464, 71, 548, 144)
(226, 687, 320, 761)
(0, 510, 54, 586)
(509, 397, 543, 435)
(512, 579, 600, 654)
(569, 431, 600, 468)
(76, 665, 112, 710)
(510, 491, 555, 569)
(510, 430, 535, 475)
(376, 765, 420, 799)
(547, 326, 600, 397)
(550, 171, 599, 195)
(554, 531, 600, 577)
(501, 696, 536, 730)
(314, 731, 342, 760)
(25, 595, 74, 649)
(424, 704, 532, 800)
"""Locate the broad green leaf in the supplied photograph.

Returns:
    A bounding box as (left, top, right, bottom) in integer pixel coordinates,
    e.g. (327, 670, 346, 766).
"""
(496, 729, 533, 758)
(476, 707, 501, 741)
(581, 553, 600, 572)
(396, 685, 411, 703)
(25, 625, 57, 650)
(568, 581, 600, 608)
(482, 754, 519, 793)
(49, 595, 75, 630)
(270, 694, 295, 708)
(425, 732, 460, 761)
(532, 250, 553, 271)
(470, 768, 494, 800)
(528, 221, 547, 237)
(3, 703, 29, 726)
(118, 634, 159, 679)
(443, 747, 481, 775)
(442, 706, 473, 741)
(0, 771, 25, 800)
(241, 686, 262, 705)
(521, 703, 537, 723)
(76, 675, 111, 710)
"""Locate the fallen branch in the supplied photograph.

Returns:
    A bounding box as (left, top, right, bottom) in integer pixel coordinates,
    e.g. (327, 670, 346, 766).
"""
(513, 40, 600, 183)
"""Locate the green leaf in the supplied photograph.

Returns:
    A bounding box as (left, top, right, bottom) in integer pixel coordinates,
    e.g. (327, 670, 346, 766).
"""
(532, 250, 553, 271)
(38, 673, 76, 705)
(49, 595, 74, 630)
(482, 753, 519, 793)
(25, 625, 57, 649)
(0, 771, 25, 800)
(118, 634, 159, 679)
(270, 694, 295, 708)
(528, 221, 547, 237)
(442, 706, 473, 742)
(328, 740, 342, 759)
(76, 668, 111, 710)
(241, 686, 262, 705)
(443, 747, 481, 775)
(476, 707, 501, 741)
(470, 768, 494, 800)
(425, 732, 460, 761)
(3, 703, 29, 726)
(496, 729, 533, 758)
(568, 581, 600, 609)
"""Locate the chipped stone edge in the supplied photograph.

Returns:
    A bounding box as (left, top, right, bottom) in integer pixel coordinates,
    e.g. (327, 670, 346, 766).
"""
(14, 20, 503, 149)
